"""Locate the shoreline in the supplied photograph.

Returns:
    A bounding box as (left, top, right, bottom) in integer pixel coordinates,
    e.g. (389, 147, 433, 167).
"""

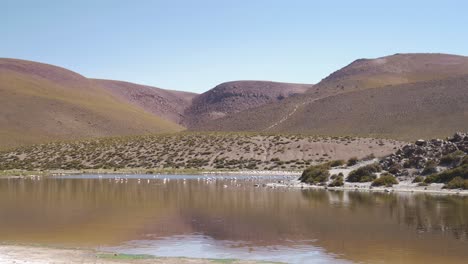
(2, 169, 467, 196)
(0, 244, 275, 264)
(0, 168, 302, 178)
(266, 180, 468, 196)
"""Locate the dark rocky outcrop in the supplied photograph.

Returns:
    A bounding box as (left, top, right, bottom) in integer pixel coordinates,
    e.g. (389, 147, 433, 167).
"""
(380, 132, 468, 177)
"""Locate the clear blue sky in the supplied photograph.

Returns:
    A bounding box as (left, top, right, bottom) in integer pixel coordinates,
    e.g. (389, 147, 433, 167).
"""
(2, 0, 468, 93)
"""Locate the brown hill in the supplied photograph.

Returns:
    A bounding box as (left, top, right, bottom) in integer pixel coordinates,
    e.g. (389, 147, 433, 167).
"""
(184, 81, 311, 127)
(193, 54, 468, 140)
(92, 79, 197, 125)
(3, 53, 468, 148)
(270, 75, 468, 140)
(0, 58, 183, 149)
(308, 53, 468, 97)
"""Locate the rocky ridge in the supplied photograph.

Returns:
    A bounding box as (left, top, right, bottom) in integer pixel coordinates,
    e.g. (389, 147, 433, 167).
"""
(380, 132, 468, 179)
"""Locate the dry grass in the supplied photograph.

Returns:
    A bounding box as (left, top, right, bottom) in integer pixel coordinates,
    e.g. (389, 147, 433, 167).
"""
(195, 54, 468, 141)
(0, 132, 402, 171)
(0, 58, 183, 149)
(94, 79, 197, 125)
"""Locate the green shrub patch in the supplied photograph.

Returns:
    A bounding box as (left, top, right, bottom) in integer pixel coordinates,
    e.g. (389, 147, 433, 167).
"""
(347, 163, 382, 182)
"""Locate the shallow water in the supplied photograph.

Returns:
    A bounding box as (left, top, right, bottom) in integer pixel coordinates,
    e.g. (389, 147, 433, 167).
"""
(0, 174, 467, 263)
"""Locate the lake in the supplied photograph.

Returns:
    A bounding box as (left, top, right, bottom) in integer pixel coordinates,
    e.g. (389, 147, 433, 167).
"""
(0, 174, 467, 263)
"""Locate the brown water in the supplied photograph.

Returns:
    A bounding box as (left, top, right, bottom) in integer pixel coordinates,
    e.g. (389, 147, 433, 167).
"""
(0, 174, 467, 263)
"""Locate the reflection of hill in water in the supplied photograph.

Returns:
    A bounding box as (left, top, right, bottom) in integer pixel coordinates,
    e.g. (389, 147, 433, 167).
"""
(0, 178, 467, 263)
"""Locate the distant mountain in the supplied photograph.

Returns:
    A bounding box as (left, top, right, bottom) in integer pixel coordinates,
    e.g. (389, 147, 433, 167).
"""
(93, 79, 197, 125)
(194, 53, 468, 140)
(184, 81, 311, 127)
(2, 53, 468, 149)
(308, 53, 468, 97)
(0, 58, 183, 149)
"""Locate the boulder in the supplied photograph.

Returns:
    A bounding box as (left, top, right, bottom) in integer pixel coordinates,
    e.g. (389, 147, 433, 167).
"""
(415, 139, 426, 146)
(379, 132, 468, 179)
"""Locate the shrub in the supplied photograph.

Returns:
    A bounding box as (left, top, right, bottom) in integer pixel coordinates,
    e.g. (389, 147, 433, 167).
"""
(388, 163, 403, 175)
(347, 157, 359, 167)
(330, 172, 344, 180)
(328, 160, 345, 167)
(371, 173, 398, 187)
(362, 153, 376, 161)
(403, 160, 411, 168)
(439, 150, 465, 167)
(421, 160, 438, 175)
(462, 155, 468, 166)
(424, 164, 468, 183)
(412, 176, 423, 183)
(299, 163, 330, 184)
(328, 174, 344, 187)
(347, 163, 382, 182)
(444, 176, 468, 189)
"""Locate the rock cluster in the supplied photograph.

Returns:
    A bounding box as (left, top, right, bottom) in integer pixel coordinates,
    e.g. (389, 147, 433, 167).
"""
(380, 132, 468, 176)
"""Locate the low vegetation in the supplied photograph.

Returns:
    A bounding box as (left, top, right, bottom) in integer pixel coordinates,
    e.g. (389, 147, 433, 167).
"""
(462, 155, 468, 166)
(444, 176, 468, 190)
(328, 173, 344, 187)
(421, 160, 438, 175)
(387, 163, 403, 175)
(347, 157, 359, 166)
(412, 176, 424, 183)
(0, 133, 395, 172)
(299, 164, 330, 184)
(439, 150, 465, 167)
(328, 160, 345, 167)
(424, 164, 468, 184)
(371, 173, 398, 187)
(347, 163, 382, 182)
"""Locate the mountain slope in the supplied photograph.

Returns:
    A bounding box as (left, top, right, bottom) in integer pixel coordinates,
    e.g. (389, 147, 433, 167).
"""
(272, 75, 468, 139)
(93, 79, 197, 125)
(194, 54, 468, 140)
(0, 58, 183, 149)
(308, 53, 468, 97)
(185, 81, 311, 127)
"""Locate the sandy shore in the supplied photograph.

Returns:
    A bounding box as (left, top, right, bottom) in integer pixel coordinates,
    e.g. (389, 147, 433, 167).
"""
(0, 245, 270, 264)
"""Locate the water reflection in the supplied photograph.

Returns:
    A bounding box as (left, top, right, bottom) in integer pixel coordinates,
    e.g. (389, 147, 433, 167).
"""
(0, 176, 467, 263)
